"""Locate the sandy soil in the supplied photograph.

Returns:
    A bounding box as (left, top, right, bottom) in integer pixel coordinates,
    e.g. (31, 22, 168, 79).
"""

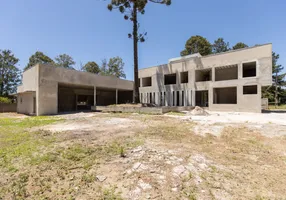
(1, 111, 286, 200)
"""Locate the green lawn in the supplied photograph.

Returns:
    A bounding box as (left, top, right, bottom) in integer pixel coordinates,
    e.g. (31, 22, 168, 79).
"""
(0, 116, 62, 172)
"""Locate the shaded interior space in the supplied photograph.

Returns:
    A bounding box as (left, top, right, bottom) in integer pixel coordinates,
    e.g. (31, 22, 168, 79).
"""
(164, 73, 176, 85)
(58, 83, 94, 112)
(180, 71, 188, 83)
(215, 65, 238, 81)
(118, 90, 133, 104)
(196, 90, 209, 107)
(213, 87, 237, 104)
(243, 85, 258, 95)
(243, 62, 256, 77)
(195, 69, 212, 82)
(142, 77, 152, 87)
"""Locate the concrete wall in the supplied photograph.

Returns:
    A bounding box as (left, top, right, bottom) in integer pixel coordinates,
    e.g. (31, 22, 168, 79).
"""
(0, 103, 17, 112)
(17, 92, 35, 115)
(139, 44, 272, 113)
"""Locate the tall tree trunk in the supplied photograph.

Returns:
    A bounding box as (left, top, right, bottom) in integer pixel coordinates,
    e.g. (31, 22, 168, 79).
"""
(132, 3, 140, 103)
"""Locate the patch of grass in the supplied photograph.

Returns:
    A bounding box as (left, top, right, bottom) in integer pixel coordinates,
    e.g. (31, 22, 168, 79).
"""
(0, 116, 62, 170)
(10, 173, 29, 199)
(81, 173, 96, 184)
(166, 112, 186, 116)
(99, 187, 123, 200)
(141, 120, 195, 141)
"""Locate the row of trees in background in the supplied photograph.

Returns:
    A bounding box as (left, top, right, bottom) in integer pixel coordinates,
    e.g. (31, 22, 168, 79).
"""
(0, 50, 126, 97)
(180, 35, 286, 106)
(24, 51, 126, 78)
(180, 35, 248, 56)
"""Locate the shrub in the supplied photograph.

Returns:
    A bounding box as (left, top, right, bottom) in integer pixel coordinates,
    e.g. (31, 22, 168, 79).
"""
(0, 96, 12, 104)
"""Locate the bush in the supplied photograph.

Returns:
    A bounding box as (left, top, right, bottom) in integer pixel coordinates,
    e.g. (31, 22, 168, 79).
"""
(0, 97, 12, 104)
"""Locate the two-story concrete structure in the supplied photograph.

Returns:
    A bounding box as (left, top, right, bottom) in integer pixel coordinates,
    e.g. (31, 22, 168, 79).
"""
(138, 44, 272, 113)
(17, 44, 272, 115)
(17, 64, 133, 115)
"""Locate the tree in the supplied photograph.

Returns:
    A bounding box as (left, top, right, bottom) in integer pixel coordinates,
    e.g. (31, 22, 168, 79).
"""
(55, 54, 75, 69)
(0, 50, 21, 96)
(82, 61, 100, 74)
(100, 57, 126, 79)
(212, 38, 230, 53)
(25, 51, 54, 71)
(180, 35, 212, 56)
(232, 42, 248, 50)
(262, 52, 286, 107)
(107, 0, 171, 103)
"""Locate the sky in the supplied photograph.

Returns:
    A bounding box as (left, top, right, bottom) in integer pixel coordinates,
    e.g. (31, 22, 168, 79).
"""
(1, 0, 286, 80)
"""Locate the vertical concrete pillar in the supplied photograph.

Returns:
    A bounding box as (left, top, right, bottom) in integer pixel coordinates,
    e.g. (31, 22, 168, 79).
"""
(94, 86, 96, 106)
(238, 63, 242, 79)
(179, 91, 182, 106)
(192, 90, 196, 106)
(115, 89, 118, 104)
(174, 91, 177, 106)
(170, 91, 173, 106)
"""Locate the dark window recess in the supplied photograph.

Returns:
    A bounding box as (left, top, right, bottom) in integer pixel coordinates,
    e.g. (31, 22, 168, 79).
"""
(213, 87, 237, 104)
(243, 85, 257, 94)
(243, 62, 256, 78)
(176, 91, 180, 106)
(195, 69, 212, 82)
(215, 65, 238, 81)
(180, 71, 188, 83)
(173, 91, 175, 106)
(164, 73, 176, 85)
(138, 78, 141, 87)
(142, 77, 152, 87)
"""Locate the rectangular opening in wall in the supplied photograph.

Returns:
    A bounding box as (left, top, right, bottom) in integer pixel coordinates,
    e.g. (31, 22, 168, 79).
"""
(180, 71, 188, 83)
(213, 87, 237, 104)
(149, 93, 152, 104)
(153, 92, 155, 104)
(164, 73, 176, 85)
(138, 78, 141, 87)
(176, 91, 180, 106)
(173, 91, 175, 106)
(243, 85, 257, 94)
(142, 77, 152, 87)
(196, 90, 208, 107)
(195, 69, 212, 82)
(182, 91, 184, 106)
(215, 65, 238, 81)
(243, 62, 256, 78)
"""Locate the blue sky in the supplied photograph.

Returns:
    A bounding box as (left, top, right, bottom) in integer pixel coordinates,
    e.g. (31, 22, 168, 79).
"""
(1, 0, 285, 80)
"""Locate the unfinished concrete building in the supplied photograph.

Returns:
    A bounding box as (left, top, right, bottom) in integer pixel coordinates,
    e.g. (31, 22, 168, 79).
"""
(139, 44, 272, 112)
(17, 64, 133, 115)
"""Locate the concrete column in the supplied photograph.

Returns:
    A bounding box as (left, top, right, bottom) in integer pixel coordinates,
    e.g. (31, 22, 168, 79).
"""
(94, 86, 96, 106)
(170, 91, 173, 106)
(192, 90, 196, 106)
(115, 89, 118, 104)
(238, 63, 242, 79)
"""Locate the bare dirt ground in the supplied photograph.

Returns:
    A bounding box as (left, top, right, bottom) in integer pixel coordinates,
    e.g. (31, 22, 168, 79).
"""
(1, 111, 286, 200)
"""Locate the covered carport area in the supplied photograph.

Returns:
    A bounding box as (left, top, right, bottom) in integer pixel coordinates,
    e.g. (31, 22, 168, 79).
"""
(58, 83, 133, 113)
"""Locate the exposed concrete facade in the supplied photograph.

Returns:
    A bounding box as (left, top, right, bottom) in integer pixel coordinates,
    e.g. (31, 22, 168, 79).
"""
(139, 44, 272, 113)
(17, 64, 133, 116)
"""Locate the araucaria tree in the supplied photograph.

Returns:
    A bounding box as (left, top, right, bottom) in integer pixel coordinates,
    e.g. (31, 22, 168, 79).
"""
(107, 0, 171, 103)
(0, 50, 21, 96)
